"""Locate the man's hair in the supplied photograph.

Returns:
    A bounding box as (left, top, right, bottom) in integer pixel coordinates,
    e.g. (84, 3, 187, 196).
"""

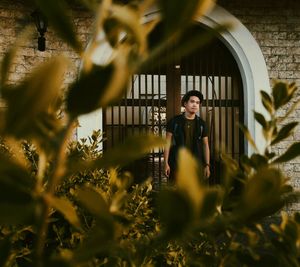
(181, 90, 204, 106)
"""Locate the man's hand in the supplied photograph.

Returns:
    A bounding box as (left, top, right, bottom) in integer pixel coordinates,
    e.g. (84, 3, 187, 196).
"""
(165, 163, 170, 177)
(204, 165, 210, 178)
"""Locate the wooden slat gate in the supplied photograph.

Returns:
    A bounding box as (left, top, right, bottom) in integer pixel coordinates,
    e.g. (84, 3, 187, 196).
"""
(103, 24, 244, 187)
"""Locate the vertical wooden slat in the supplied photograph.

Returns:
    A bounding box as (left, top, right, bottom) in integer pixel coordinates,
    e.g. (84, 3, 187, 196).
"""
(231, 68, 235, 159)
(124, 77, 128, 138)
(103, 109, 107, 150)
(118, 94, 121, 143)
(145, 74, 149, 175)
(151, 74, 155, 179)
(111, 105, 114, 147)
(211, 46, 216, 183)
(205, 54, 209, 128)
(158, 71, 162, 185)
(131, 76, 135, 134)
(218, 50, 222, 158)
(199, 51, 203, 119)
(138, 75, 142, 133)
(145, 75, 148, 133)
(225, 69, 229, 154)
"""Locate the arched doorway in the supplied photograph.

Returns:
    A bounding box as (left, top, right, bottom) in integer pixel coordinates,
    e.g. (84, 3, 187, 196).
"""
(103, 22, 244, 185)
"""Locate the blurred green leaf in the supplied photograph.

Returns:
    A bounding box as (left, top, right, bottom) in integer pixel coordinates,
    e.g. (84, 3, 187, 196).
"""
(71, 134, 165, 172)
(76, 0, 99, 11)
(0, 26, 33, 87)
(2, 57, 68, 139)
(106, 5, 146, 53)
(250, 154, 268, 169)
(67, 47, 131, 115)
(240, 155, 253, 173)
(0, 154, 35, 191)
(271, 122, 298, 145)
(34, 0, 82, 54)
(238, 168, 284, 219)
(278, 98, 300, 123)
(0, 203, 35, 224)
(260, 90, 273, 114)
(75, 186, 110, 219)
(287, 82, 298, 99)
(221, 153, 239, 190)
(73, 225, 115, 263)
(177, 148, 203, 212)
(199, 188, 222, 220)
(239, 124, 258, 152)
(273, 142, 300, 163)
(45, 194, 81, 229)
(67, 64, 114, 115)
(0, 237, 11, 267)
(264, 148, 276, 160)
(140, 24, 228, 74)
(283, 220, 298, 244)
(45, 258, 71, 267)
(294, 213, 300, 224)
(158, 0, 215, 36)
(157, 190, 192, 237)
(272, 82, 289, 110)
(103, 18, 121, 48)
(254, 111, 267, 129)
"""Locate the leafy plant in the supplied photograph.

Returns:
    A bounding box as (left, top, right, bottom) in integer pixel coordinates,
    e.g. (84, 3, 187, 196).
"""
(0, 0, 300, 266)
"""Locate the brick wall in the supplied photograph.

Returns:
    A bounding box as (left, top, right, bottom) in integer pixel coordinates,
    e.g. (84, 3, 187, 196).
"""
(0, 0, 93, 86)
(219, 0, 300, 211)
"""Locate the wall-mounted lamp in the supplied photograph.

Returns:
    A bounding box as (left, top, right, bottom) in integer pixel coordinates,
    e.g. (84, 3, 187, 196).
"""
(31, 10, 48, 51)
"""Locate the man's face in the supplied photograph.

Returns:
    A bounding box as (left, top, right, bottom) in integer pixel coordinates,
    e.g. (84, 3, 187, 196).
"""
(184, 95, 200, 114)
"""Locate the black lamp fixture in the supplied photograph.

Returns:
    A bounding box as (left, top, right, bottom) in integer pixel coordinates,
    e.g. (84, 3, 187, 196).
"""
(31, 10, 48, 51)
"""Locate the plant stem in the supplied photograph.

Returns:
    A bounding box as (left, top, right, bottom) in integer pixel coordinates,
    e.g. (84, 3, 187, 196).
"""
(34, 119, 75, 267)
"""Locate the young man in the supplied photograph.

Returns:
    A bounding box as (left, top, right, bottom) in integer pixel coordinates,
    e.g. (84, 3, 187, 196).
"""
(164, 90, 210, 183)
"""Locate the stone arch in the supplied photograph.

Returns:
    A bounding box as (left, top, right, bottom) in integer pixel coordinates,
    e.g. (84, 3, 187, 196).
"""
(143, 4, 270, 155)
(79, 4, 270, 155)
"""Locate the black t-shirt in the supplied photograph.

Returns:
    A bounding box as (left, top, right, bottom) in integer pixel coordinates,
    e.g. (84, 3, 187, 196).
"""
(166, 115, 208, 141)
(184, 118, 196, 152)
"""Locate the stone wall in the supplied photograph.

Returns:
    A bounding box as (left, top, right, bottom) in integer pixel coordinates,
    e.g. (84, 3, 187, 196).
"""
(219, 0, 300, 211)
(0, 0, 93, 86)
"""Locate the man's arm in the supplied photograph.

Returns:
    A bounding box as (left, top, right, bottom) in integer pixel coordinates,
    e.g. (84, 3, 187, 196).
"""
(164, 132, 172, 177)
(202, 136, 210, 178)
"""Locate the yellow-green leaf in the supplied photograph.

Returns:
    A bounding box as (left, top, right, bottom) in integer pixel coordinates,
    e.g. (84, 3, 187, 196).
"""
(239, 124, 258, 152)
(106, 5, 146, 54)
(272, 142, 300, 163)
(238, 168, 284, 219)
(0, 203, 35, 224)
(250, 153, 268, 169)
(254, 111, 267, 129)
(0, 26, 34, 87)
(75, 186, 110, 219)
(35, 0, 82, 54)
(199, 188, 222, 220)
(72, 134, 166, 172)
(0, 237, 11, 267)
(271, 122, 298, 145)
(176, 148, 204, 212)
(67, 46, 131, 115)
(140, 24, 228, 74)
(272, 82, 289, 110)
(2, 56, 68, 138)
(45, 194, 81, 229)
(260, 90, 273, 114)
(158, 0, 215, 36)
(157, 189, 192, 237)
(77, 0, 99, 11)
(67, 63, 115, 115)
